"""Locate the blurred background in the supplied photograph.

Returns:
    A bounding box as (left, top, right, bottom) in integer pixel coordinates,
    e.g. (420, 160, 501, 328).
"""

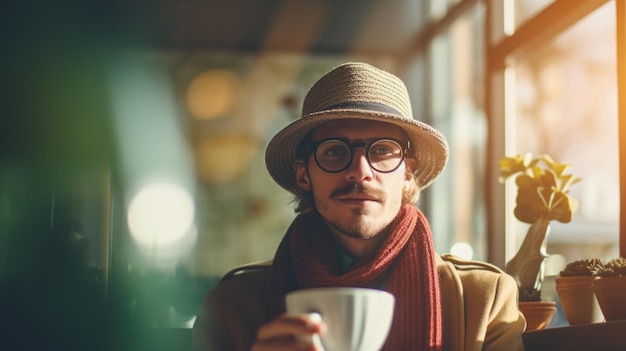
(0, 0, 622, 349)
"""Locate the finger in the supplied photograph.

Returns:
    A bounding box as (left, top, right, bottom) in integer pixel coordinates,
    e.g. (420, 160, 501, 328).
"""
(256, 313, 324, 341)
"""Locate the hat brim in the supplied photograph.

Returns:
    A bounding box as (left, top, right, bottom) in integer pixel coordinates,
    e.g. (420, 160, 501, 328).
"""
(265, 109, 449, 196)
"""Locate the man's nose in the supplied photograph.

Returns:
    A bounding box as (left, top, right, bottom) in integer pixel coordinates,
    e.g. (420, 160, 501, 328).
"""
(345, 149, 373, 182)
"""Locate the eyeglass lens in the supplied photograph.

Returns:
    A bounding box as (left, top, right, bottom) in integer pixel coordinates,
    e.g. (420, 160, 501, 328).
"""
(314, 139, 404, 173)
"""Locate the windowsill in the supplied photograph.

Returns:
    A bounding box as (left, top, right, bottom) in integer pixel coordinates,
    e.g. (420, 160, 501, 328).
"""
(523, 319, 626, 351)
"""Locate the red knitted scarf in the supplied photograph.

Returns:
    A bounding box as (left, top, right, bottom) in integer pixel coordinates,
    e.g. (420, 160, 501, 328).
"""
(269, 204, 442, 351)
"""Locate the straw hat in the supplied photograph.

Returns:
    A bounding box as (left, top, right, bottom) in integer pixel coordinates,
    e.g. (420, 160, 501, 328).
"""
(265, 62, 448, 195)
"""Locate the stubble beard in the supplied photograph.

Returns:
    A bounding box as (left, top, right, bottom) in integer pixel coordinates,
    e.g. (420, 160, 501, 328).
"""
(331, 214, 381, 240)
(315, 183, 396, 240)
(316, 200, 388, 240)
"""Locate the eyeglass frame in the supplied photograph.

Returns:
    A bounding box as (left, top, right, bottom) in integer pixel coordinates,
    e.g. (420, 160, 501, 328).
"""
(307, 137, 411, 173)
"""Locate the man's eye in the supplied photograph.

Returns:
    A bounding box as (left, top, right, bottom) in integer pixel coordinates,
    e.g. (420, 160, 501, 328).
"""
(323, 146, 348, 157)
(371, 146, 394, 155)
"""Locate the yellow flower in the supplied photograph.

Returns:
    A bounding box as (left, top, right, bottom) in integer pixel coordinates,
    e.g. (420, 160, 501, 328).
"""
(499, 153, 580, 224)
(498, 153, 539, 182)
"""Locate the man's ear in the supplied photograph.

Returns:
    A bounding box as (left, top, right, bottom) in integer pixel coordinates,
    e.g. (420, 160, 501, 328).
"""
(294, 160, 311, 191)
(405, 157, 417, 181)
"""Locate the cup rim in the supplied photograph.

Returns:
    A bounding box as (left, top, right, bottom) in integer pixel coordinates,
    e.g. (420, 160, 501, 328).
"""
(287, 287, 394, 299)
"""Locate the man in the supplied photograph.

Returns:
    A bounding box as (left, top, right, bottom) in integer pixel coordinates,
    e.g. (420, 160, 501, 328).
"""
(192, 62, 526, 351)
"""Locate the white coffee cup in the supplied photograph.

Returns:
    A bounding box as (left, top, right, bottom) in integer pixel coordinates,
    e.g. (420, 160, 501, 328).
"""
(286, 287, 395, 351)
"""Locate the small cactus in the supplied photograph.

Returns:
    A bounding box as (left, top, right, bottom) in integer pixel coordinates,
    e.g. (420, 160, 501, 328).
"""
(597, 257, 626, 277)
(559, 258, 604, 277)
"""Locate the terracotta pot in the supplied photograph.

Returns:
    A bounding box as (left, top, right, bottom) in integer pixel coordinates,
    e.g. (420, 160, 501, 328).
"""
(519, 301, 557, 331)
(555, 276, 604, 325)
(592, 276, 626, 321)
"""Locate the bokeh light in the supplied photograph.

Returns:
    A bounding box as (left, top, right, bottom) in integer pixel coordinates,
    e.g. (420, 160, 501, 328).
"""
(450, 242, 474, 260)
(193, 134, 259, 183)
(127, 182, 195, 247)
(186, 69, 240, 120)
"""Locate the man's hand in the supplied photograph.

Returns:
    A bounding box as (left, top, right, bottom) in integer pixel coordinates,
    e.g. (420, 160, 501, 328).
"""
(252, 313, 326, 351)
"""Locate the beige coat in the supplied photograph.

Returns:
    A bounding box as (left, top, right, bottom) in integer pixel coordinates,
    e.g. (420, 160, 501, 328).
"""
(192, 254, 527, 351)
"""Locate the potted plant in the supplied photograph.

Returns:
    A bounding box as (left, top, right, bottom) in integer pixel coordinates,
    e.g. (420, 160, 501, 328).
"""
(556, 258, 604, 325)
(499, 153, 581, 330)
(593, 257, 626, 321)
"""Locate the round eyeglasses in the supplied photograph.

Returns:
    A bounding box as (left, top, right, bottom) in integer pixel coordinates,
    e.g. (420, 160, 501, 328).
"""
(309, 138, 409, 173)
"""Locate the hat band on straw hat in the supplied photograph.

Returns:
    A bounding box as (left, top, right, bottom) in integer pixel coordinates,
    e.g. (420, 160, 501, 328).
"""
(320, 101, 403, 117)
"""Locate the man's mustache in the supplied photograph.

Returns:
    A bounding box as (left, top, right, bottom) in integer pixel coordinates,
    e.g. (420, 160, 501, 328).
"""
(330, 183, 385, 201)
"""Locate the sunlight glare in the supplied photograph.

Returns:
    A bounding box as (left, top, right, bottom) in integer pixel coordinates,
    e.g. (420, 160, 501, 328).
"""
(450, 242, 474, 260)
(127, 182, 195, 247)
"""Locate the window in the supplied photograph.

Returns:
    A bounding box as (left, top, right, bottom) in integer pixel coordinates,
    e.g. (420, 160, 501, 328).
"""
(512, 2, 619, 268)
(425, 3, 488, 260)
(417, 0, 619, 267)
